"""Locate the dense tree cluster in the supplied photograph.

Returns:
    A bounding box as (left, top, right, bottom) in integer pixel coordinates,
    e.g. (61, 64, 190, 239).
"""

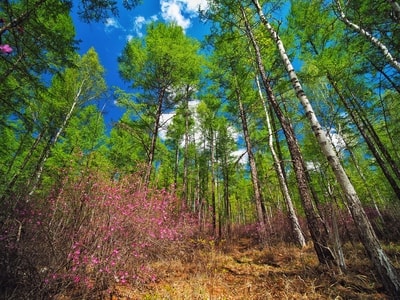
(1, 0, 400, 298)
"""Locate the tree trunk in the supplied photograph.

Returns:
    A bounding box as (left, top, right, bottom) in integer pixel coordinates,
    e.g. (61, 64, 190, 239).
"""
(241, 5, 333, 263)
(237, 88, 268, 243)
(327, 74, 400, 200)
(343, 138, 385, 221)
(255, 75, 306, 248)
(183, 87, 190, 206)
(28, 81, 82, 197)
(334, 0, 400, 72)
(348, 91, 400, 182)
(366, 58, 400, 94)
(210, 129, 217, 236)
(388, 0, 400, 18)
(1, 129, 45, 203)
(174, 145, 179, 189)
(251, 0, 400, 295)
(222, 153, 232, 237)
(144, 89, 166, 186)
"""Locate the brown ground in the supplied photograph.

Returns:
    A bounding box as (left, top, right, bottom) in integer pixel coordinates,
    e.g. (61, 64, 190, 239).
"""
(108, 238, 396, 299)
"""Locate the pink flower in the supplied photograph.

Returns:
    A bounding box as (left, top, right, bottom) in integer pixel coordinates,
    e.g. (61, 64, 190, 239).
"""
(0, 44, 13, 54)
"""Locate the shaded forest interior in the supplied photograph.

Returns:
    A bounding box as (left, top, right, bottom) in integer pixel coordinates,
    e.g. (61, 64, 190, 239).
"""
(1, 0, 400, 299)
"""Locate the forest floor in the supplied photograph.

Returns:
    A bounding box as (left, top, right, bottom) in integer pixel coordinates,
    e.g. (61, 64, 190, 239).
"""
(108, 237, 397, 299)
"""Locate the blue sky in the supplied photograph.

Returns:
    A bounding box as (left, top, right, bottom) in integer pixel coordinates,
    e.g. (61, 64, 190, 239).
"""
(72, 0, 210, 127)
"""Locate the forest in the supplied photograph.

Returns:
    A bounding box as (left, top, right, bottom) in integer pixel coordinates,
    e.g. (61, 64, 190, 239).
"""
(1, 0, 400, 299)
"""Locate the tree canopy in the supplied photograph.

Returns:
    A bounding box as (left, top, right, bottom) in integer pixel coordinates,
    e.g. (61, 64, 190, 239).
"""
(1, 0, 400, 298)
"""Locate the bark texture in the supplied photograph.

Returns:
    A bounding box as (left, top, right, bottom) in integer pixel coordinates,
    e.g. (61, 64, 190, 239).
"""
(251, 0, 400, 295)
(255, 76, 306, 248)
(241, 5, 333, 262)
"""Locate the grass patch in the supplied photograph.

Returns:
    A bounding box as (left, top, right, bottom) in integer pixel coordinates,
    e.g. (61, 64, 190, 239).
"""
(108, 238, 391, 299)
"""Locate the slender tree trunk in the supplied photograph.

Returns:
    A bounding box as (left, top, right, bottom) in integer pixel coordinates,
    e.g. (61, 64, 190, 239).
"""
(28, 81, 83, 197)
(269, 104, 287, 184)
(183, 89, 190, 206)
(366, 58, 400, 94)
(388, 0, 400, 17)
(210, 129, 217, 236)
(241, 5, 333, 263)
(376, 84, 400, 161)
(174, 146, 179, 189)
(222, 153, 232, 237)
(330, 199, 346, 273)
(334, 0, 400, 72)
(236, 87, 268, 243)
(348, 91, 400, 181)
(0, 0, 47, 36)
(144, 89, 166, 186)
(327, 75, 400, 200)
(343, 138, 384, 221)
(1, 129, 45, 202)
(255, 76, 306, 248)
(252, 0, 400, 295)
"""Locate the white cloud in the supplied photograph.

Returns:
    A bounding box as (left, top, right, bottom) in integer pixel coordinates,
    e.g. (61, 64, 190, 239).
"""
(306, 161, 321, 172)
(132, 15, 159, 38)
(159, 99, 199, 140)
(232, 149, 248, 164)
(185, 0, 209, 15)
(161, 1, 191, 29)
(157, 98, 248, 166)
(104, 17, 122, 32)
(327, 128, 346, 152)
(160, 0, 209, 30)
(159, 112, 175, 140)
(133, 16, 147, 37)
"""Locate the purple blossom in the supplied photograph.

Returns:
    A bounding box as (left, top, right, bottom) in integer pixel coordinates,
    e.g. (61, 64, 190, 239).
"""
(0, 44, 13, 54)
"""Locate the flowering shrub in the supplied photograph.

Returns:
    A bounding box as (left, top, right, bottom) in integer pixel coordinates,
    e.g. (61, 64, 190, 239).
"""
(0, 44, 12, 54)
(0, 171, 199, 298)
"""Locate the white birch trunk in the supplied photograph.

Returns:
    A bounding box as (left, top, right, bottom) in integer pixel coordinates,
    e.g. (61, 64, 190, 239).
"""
(335, 0, 400, 73)
(28, 81, 84, 198)
(251, 0, 400, 295)
(387, 0, 400, 16)
(255, 76, 306, 248)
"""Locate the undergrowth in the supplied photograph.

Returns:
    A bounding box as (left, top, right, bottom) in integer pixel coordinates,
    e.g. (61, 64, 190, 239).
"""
(0, 171, 399, 299)
(110, 238, 393, 299)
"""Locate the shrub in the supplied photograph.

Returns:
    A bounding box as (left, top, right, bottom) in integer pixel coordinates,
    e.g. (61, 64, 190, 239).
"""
(0, 171, 199, 299)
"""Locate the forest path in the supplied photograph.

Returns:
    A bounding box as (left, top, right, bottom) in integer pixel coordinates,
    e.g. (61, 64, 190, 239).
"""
(110, 238, 389, 299)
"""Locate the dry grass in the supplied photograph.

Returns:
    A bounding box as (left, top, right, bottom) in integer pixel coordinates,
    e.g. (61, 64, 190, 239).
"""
(107, 238, 392, 300)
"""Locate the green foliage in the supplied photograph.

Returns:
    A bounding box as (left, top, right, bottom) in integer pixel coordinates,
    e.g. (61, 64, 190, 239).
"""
(119, 22, 203, 91)
(108, 111, 148, 174)
(43, 105, 110, 187)
(2, 3, 400, 298)
(116, 22, 205, 185)
(77, 0, 142, 22)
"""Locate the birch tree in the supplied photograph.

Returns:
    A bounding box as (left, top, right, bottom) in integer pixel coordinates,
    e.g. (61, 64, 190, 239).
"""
(251, 0, 400, 295)
(27, 48, 107, 197)
(238, 4, 334, 265)
(334, 0, 400, 73)
(288, 0, 400, 201)
(255, 76, 306, 248)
